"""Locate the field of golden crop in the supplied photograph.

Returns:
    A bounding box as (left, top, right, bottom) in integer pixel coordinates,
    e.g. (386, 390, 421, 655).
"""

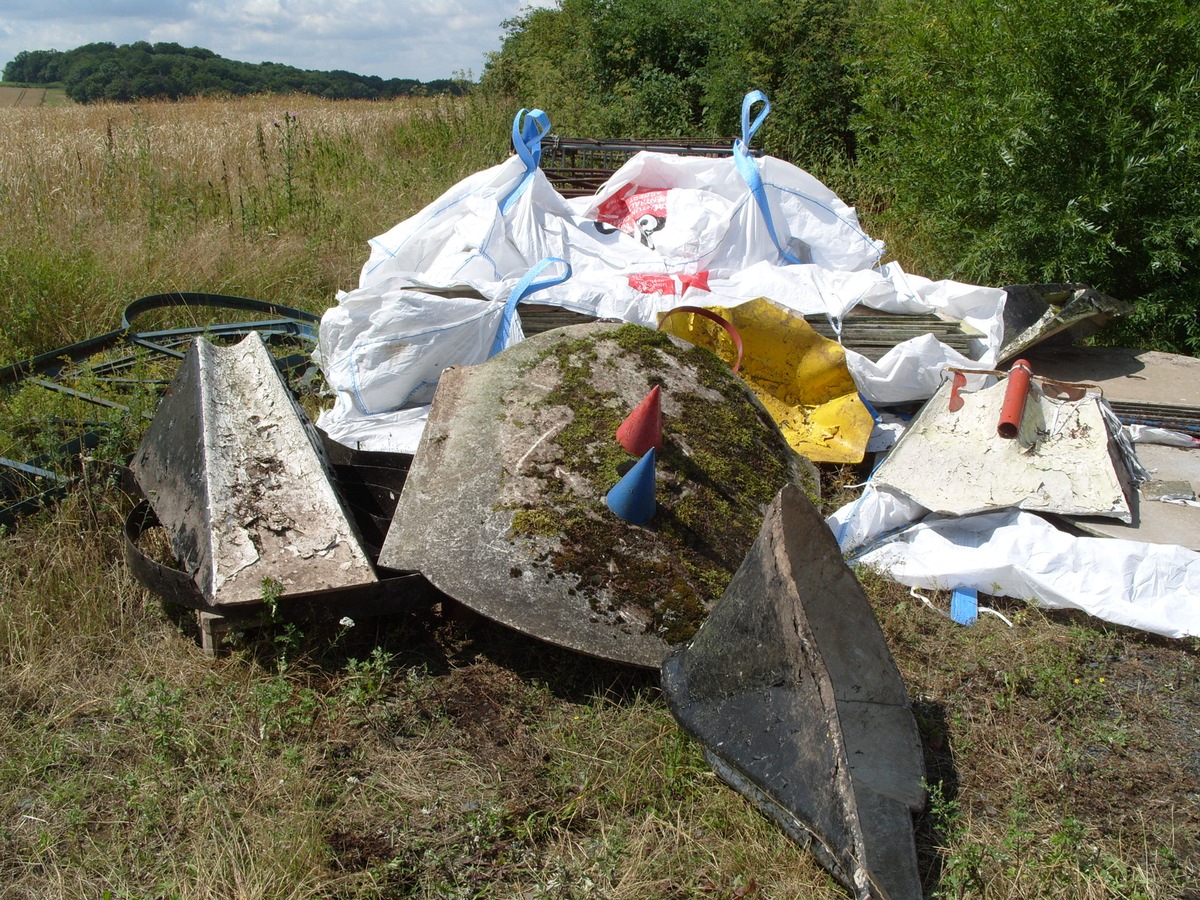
(0, 85, 68, 108)
(0, 93, 510, 363)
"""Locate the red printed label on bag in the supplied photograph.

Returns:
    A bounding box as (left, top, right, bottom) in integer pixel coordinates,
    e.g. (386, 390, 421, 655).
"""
(626, 270, 712, 296)
(597, 187, 670, 247)
(627, 273, 676, 295)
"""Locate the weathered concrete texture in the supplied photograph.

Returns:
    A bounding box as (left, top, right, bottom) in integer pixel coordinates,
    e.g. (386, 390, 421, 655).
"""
(662, 484, 925, 900)
(1063, 443, 1200, 551)
(1022, 346, 1200, 549)
(874, 375, 1133, 521)
(380, 322, 817, 668)
(131, 333, 376, 606)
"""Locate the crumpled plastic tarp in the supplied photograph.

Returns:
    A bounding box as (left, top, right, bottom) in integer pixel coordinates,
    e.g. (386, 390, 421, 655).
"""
(827, 429, 1200, 639)
(838, 503, 1200, 639)
(315, 92, 1006, 451)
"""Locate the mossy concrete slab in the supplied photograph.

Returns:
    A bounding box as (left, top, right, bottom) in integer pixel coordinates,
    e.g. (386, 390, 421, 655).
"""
(380, 322, 817, 668)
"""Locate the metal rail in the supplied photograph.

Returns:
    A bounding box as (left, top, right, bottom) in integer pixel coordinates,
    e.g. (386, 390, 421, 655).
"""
(0, 292, 320, 527)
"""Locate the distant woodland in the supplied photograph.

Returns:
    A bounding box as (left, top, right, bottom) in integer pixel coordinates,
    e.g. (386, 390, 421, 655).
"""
(1, 43, 465, 102)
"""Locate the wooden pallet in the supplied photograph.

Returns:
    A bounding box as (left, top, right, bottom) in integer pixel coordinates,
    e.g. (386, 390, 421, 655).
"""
(540, 135, 747, 197)
(518, 305, 979, 362)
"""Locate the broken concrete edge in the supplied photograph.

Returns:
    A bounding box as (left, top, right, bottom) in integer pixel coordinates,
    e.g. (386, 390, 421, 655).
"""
(874, 373, 1135, 523)
(999, 283, 1134, 364)
(661, 483, 925, 900)
(131, 333, 379, 607)
(124, 495, 441, 621)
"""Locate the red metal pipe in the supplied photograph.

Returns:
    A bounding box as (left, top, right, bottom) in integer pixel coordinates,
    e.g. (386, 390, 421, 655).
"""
(997, 359, 1033, 439)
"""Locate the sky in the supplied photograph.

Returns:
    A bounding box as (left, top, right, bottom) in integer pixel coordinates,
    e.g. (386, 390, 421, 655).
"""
(0, 0, 549, 83)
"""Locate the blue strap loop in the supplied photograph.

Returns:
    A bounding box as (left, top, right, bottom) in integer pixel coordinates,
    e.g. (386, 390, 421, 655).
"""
(732, 91, 802, 265)
(499, 108, 551, 214)
(489, 257, 572, 357)
(740, 89, 770, 146)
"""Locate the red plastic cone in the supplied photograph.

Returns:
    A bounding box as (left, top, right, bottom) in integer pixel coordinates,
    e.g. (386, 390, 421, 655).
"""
(616, 385, 663, 455)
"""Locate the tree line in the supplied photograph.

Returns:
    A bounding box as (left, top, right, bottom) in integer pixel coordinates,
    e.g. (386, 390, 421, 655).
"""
(480, 0, 1200, 354)
(2, 43, 465, 103)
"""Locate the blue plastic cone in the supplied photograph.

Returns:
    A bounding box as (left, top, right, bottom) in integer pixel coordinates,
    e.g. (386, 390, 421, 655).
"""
(605, 448, 657, 524)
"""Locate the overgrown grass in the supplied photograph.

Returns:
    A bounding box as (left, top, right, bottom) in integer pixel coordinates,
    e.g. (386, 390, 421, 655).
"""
(0, 97, 1196, 899)
(0, 93, 510, 365)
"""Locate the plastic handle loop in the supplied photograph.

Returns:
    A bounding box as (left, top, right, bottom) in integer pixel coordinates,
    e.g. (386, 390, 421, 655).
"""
(513, 107, 549, 170)
(732, 91, 802, 266)
(997, 359, 1033, 439)
(489, 256, 572, 358)
(499, 108, 551, 215)
(740, 90, 770, 149)
(659, 305, 744, 374)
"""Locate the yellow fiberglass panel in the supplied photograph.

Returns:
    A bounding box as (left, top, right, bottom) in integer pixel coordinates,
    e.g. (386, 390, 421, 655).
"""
(659, 297, 872, 463)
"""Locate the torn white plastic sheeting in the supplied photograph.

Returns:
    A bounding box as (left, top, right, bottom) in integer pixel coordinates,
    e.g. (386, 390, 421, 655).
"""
(842, 264, 1007, 406)
(848, 508, 1200, 639)
(562, 150, 883, 274)
(845, 334, 980, 407)
(360, 109, 574, 291)
(313, 278, 526, 455)
(826, 480, 1200, 639)
(873, 376, 1133, 521)
(316, 95, 1008, 453)
(706, 261, 1004, 357)
(317, 404, 430, 455)
(318, 279, 520, 414)
(1126, 424, 1200, 448)
(827, 482, 929, 556)
(361, 98, 880, 300)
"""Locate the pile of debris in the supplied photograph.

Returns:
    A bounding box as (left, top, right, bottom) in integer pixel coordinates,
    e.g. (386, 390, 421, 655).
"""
(12, 91, 1196, 899)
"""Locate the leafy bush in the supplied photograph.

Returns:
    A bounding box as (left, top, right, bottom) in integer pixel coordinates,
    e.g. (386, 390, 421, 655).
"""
(483, 0, 1200, 352)
(481, 0, 865, 160)
(853, 0, 1200, 352)
(699, 0, 865, 162)
(481, 0, 614, 134)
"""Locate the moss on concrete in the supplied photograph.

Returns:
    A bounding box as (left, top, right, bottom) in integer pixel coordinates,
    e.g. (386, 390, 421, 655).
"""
(505, 323, 815, 644)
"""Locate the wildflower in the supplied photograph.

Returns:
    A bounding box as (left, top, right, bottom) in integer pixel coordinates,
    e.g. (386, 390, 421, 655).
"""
(339, 616, 355, 628)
